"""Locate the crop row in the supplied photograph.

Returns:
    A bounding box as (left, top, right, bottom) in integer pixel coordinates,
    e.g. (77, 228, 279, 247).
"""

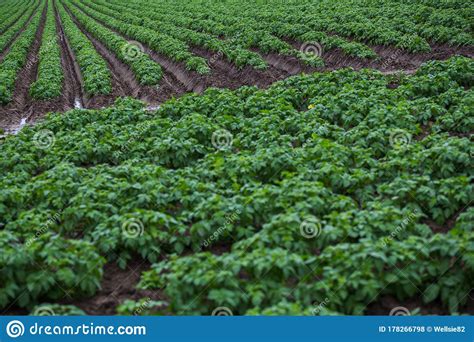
(135, 0, 472, 53)
(0, 0, 40, 53)
(0, 1, 46, 105)
(108, 0, 325, 67)
(29, 0, 64, 100)
(0, 0, 33, 34)
(118, 0, 374, 63)
(56, 0, 112, 95)
(62, 0, 162, 85)
(70, 0, 210, 74)
(0, 56, 472, 312)
(87, 0, 269, 70)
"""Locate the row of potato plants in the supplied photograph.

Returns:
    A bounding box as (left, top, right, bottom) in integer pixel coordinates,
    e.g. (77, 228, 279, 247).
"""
(117, 0, 326, 67)
(63, 0, 163, 85)
(70, 0, 210, 74)
(153, 0, 471, 52)
(88, 0, 269, 70)
(0, 1, 46, 105)
(131, 0, 373, 61)
(0, 0, 33, 34)
(0, 57, 472, 312)
(29, 0, 64, 100)
(0, 0, 40, 52)
(56, 0, 112, 95)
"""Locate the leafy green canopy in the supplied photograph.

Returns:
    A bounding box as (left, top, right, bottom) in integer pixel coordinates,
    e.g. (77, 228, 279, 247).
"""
(0, 56, 472, 314)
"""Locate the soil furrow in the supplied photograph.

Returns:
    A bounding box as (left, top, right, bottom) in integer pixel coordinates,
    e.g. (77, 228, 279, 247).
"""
(66, 0, 203, 93)
(0, 1, 42, 62)
(63, 1, 188, 105)
(53, 0, 85, 110)
(285, 38, 474, 72)
(62, 2, 139, 98)
(188, 45, 288, 89)
(145, 47, 204, 93)
(0, 2, 48, 132)
(262, 52, 311, 75)
(0, 1, 31, 35)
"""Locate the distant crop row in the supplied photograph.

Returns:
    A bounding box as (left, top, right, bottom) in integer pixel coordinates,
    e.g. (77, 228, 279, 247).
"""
(56, 0, 112, 95)
(0, 1, 45, 105)
(0, 0, 34, 34)
(63, 0, 163, 85)
(88, 0, 269, 70)
(0, 0, 40, 52)
(29, 0, 64, 100)
(69, 0, 210, 74)
(142, 0, 472, 51)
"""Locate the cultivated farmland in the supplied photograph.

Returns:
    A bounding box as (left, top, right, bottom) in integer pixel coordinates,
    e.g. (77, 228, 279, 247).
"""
(0, 0, 473, 316)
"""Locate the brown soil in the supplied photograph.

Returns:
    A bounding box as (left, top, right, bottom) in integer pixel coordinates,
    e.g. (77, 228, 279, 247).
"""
(263, 52, 313, 75)
(62, 259, 164, 315)
(52, 0, 83, 112)
(62, 1, 133, 108)
(326, 44, 473, 72)
(1, 4, 473, 132)
(64, 1, 187, 106)
(365, 293, 474, 315)
(0, 1, 41, 62)
(423, 201, 472, 234)
(0, 259, 165, 316)
(0, 2, 48, 132)
(286, 38, 474, 73)
(191, 45, 288, 89)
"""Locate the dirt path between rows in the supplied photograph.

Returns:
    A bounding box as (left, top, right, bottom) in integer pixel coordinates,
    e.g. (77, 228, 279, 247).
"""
(64, 0, 188, 105)
(0, 0, 33, 35)
(190, 45, 288, 89)
(0, 1, 42, 62)
(1, 1, 473, 133)
(0, 2, 48, 133)
(62, 0, 136, 108)
(284, 39, 474, 74)
(53, 0, 85, 112)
